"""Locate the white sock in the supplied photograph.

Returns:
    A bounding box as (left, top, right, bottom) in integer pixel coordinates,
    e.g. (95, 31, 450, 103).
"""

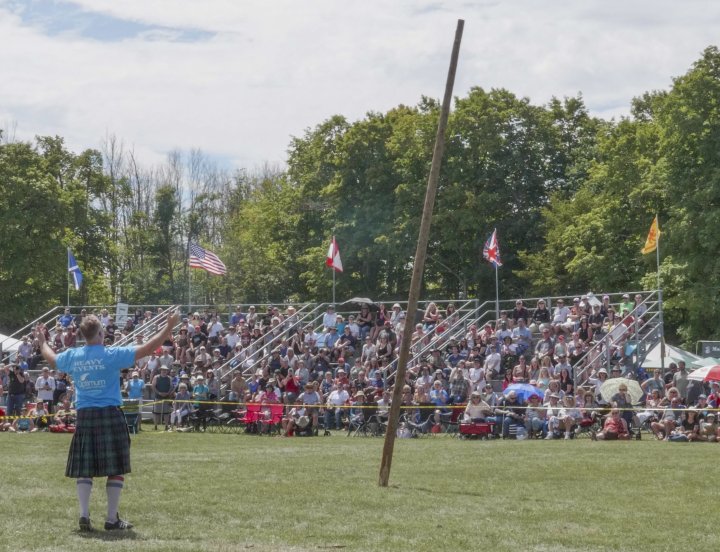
(106, 476, 124, 522)
(77, 478, 93, 518)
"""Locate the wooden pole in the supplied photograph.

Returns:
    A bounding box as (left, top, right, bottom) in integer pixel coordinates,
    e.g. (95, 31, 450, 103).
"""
(379, 19, 464, 487)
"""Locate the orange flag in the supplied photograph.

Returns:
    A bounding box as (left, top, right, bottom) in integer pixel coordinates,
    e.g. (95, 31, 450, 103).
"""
(641, 215, 660, 254)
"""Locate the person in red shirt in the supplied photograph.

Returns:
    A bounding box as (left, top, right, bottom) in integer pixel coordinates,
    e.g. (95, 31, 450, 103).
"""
(592, 409, 630, 440)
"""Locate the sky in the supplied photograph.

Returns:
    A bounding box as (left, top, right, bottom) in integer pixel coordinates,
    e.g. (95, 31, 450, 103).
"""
(1, 0, 719, 170)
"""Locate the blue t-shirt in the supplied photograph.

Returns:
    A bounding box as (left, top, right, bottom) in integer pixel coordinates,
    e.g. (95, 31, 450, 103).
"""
(127, 378, 145, 400)
(56, 345, 136, 410)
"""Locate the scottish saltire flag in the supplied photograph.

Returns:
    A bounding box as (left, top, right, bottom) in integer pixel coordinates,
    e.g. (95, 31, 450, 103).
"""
(483, 229, 502, 267)
(67, 248, 83, 290)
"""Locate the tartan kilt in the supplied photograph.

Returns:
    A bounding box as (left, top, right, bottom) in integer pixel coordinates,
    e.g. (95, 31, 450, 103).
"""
(66, 406, 131, 478)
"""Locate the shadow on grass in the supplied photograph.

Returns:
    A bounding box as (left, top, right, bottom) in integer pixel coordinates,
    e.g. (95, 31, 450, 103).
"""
(401, 485, 486, 498)
(75, 529, 142, 541)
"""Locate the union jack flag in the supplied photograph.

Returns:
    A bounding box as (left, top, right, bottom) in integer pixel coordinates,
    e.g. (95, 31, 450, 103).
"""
(483, 229, 502, 268)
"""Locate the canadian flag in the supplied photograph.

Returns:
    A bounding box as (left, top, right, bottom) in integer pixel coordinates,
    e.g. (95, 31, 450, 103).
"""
(325, 236, 343, 272)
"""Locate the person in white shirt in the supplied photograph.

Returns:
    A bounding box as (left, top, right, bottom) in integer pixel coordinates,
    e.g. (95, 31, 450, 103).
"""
(360, 336, 377, 362)
(225, 326, 240, 350)
(463, 391, 492, 422)
(468, 358, 485, 391)
(142, 353, 159, 380)
(325, 385, 350, 430)
(207, 316, 224, 344)
(389, 303, 405, 330)
(304, 325, 320, 346)
(35, 367, 56, 411)
(551, 299, 570, 333)
(483, 345, 501, 379)
(346, 316, 360, 338)
(322, 306, 337, 331)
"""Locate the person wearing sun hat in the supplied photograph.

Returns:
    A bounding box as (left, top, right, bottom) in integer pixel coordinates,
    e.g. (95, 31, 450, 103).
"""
(151, 365, 174, 431)
(298, 381, 321, 433)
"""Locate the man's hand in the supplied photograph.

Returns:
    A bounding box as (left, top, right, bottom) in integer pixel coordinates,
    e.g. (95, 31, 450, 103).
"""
(165, 310, 180, 335)
(36, 325, 46, 347)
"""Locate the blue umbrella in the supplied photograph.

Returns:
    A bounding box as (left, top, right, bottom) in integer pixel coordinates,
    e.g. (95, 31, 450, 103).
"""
(504, 383, 542, 402)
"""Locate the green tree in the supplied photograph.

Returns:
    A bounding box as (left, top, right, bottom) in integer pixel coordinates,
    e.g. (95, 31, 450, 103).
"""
(657, 46, 720, 342)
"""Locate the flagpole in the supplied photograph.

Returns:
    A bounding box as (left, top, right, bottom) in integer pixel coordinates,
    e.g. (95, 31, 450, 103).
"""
(331, 233, 336, 307)
(67, 248, 70, 307)
(656, 214, 665, 372)
(494, 263, 499, 321)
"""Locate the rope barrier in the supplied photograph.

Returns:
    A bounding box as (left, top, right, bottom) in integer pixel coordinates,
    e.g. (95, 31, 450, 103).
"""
(1, 401, 709, 420)
(119, 399, 720, 413)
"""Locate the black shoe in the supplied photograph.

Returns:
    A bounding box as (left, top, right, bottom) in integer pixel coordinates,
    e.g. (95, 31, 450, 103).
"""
(105, 514, 134, 531)
(79, 517, 94, 532)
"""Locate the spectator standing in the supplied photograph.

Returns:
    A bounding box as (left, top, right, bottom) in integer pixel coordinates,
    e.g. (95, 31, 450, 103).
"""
(6, 364, 26, 417)
(673, 361, 690, 402)
(35, 367, 56, 413)
(322, 305, 337, 331)
(125, 371, 144, 405)
(207, 316, 224, 346)
(151, 366, 174, 431)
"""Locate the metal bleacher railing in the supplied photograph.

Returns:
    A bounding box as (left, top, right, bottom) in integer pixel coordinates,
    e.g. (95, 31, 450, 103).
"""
(0, 305, 66, 354)
(572, 291, 662, 389)
(383, 298, 482, 377)
(215, 303, 323, 393)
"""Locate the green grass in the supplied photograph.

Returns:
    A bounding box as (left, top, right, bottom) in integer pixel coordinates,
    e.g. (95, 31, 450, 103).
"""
(1, 430, 717, 552)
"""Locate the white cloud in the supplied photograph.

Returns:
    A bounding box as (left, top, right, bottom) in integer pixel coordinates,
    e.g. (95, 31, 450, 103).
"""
(0, 0, 718, 168)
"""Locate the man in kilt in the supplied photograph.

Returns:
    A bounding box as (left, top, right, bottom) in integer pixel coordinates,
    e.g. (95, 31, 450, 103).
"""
(38, 310, 179, 532)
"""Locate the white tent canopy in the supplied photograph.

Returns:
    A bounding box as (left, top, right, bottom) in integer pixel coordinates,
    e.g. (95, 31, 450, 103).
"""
(0, 333, 22, 354)
(641, 342, 701, 370)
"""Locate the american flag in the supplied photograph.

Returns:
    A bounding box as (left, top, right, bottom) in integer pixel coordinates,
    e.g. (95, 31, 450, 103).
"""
(483, 229, 502, 268)
(189, 242, 227, 275)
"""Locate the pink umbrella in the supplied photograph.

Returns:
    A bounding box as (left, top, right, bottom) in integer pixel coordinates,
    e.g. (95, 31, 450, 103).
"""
(687, 365, 720, 382)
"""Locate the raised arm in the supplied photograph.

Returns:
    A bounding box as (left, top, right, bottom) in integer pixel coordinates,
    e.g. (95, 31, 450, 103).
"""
(135, 310, 180, 362)
(36, 325, 57, 369)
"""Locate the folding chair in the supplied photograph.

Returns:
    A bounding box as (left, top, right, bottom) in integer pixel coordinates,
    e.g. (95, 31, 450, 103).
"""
(267, 404, 285, 435)
(236, 404, 261, 433)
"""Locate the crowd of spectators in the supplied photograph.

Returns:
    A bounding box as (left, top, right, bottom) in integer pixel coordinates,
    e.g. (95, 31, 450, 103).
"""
(1, 294, 716, 441)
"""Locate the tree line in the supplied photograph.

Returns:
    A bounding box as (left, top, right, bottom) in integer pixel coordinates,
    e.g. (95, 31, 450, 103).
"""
(2, 46, 720, 345)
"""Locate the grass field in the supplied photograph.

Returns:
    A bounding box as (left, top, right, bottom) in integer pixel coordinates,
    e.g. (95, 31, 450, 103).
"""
(1, 430, 716, 552)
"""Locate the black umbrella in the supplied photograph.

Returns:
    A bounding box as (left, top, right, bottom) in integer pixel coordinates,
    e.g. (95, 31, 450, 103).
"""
(342, 297, 379, 312)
